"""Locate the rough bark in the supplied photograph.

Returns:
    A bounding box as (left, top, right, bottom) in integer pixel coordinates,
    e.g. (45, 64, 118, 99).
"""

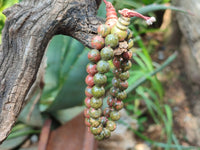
(0, 0, 103, 143)
(172, 0, 200, 84)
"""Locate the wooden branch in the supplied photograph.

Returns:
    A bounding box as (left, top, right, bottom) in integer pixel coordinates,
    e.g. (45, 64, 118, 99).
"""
(0, 0, 103, 143)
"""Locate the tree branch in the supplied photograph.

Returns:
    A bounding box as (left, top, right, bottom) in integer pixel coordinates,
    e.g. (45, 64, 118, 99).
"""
(0, 0, 103, 143)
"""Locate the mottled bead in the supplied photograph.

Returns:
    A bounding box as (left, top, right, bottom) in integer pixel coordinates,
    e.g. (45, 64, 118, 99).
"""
(86, 63, 98, 76)
(114, 100, 124, 111)
(85, 74, 94, 87)
(100, 47, 114, 61)
(89, 117, 101, 127)
(98, 24, 111, 37)
(97, 60, 110, 73)
(103, 107, 112, 118)
(84, 108, 90, 118)
(119, 71, 130, 81)
(111, 25, 128, 41)
(113, 57, 121, 68)
(106, 120, 116, 131)
(94, 131, 105, 140)
(90, 124, 103, 135)
(88, 49, 101, 63)
(113, 68, 122, 77)
(93, 73, 107, 86)
(85, 118, 91, 127)
(126, 28, 133, 40)
(110, 111, 120, 121)
(85, 86, 93, 98)
(121, 60, 132, 71)
(89, 108, 102, 119)
(112, 77, 119, 87)
(90, 97, 103, 109)
(84, 97, 91, 108)
(92, 86, 105, 98)
(107, 96, 116, 107)
(127, 39, 134, 49)
(110, 87, 119, 97)
(122, 51, 132, 60)
(103, 128, 111, 139)
(105, 34, 119, 48)
(116, 91, 127, 100)
(100, 116, 108, 126)
(91, 35, 105, 50)
(119, 80, 128, 90)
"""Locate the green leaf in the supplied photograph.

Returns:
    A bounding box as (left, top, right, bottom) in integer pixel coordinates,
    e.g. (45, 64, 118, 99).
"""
(46, 48, 89, 112)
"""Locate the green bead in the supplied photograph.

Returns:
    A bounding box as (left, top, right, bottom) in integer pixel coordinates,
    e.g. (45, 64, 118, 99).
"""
(97, 60, 110, 73)
(112, 77, 119, 87)
(93, 73, 107, 86)
(114, 100, 124, 111)
(126, 29, 133, 40)
(118, 80, 128, 90)
(88, 49, 101, 63)
(111, 25, 127, 41)
(89, 108, 102, 119)
(113, 68, 122, 77)
(106, 120, 116, 131)
(94, 131, 105, 140)
(89, 118, 101, 127)
(103, 128, 111, 139)
(100, 47, 114, 61)
(90, 124, 103, 135)
(119, 71, 129, 81)
(98, 24, 111, 37)
(105, 34, 119, 48)
(128, 39, 134, 49)
(110, 87, 119, 97)
(92, 86, 105, 98)
(90, 97, 103, 109)
(121, 60, 132, 71)
(116, 91, 127, 100)
(110, 111, 120, 121)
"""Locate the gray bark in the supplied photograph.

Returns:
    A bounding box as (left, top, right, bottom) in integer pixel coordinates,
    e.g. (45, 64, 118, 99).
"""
(0, 0, 103, 143)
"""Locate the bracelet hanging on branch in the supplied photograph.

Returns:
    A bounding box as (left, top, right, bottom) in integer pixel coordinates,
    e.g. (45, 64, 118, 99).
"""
(84, 0, 156, 140)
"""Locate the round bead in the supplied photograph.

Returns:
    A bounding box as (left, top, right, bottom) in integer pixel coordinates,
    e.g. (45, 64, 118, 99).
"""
(100, 47, 114, 61)
(105, 34, 119, 48)
(88, 49, 101, 63)
(92, 86, 105, 98)
(93, 73, 107, 86)
(113, 68, 122, 77)
(110, 87, 119, 97)
(84, 108, 90, 118)
(126, 29, 133, 40)
(85, 118, 91, 127)
(111, 25, 128, 41)
(107, 96, 116, 107)
(114, 100, 124, 111)
(119, 71, 130, 81)
(100, 116, 108, 126)
(91, 35, 105, 50)
(89, 117, 101, 127)
(110, 111, 120, 121)
(103, 107, 112, 118)
(113, 57, 121, 68)
(119, 80, 128, 90)
(97, 24, 111, 37)
(121, 60, 132, 71)
(85, 74, 94, 87)
(112, 77, 119, 87)
(84, 97, 91, 108)
(85, 86, 93, 98)
(103, 128, 111, 139)
(106, 120, 116, 131)
(90, 97, 103, 109)
(89, 108, 102, 119)
(122, 51, 132, 60)
(86, 63, 98, 75)
(128, 39, 134, 49)
(94, 131, 105, 140)
(90, 124, 103, 135)
(97, 60, 110, 73)
(116, 91, 127, 100)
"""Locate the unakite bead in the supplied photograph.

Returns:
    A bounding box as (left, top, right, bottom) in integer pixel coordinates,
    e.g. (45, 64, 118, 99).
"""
(92, 86, 105, 98)
(89, 108, 102, 119)
(85, 86, 93, 98)
(88, 49, 101, 63)
(113, 68, 122, 77)
(86, 63, 98, 76)
(103, 128, 111, 139)
(112, 77, 119, 87)
(128, 39, 134, 49)
(119, 71, 129, 81)
(93, 73, 107, 86)
(97, 60, 110, 73)
(107, 96, 116, 107)
(91, 36, 105, 50)
(110, 87, 119, 97)
(116, 91, 127, 100)
(119, 80, 128, 90)
(110, 111, 120, 121)
(106, 120, 116, 131)
(100, 116, 108, 126)
(85, 118, 91, 127)
(126, 28, 133, 40)
(94, 131, 105, 140)
(90, 124, 103, 135)
(121, 60, 132, 71)
(89, 117, 101, 127)
(100, 47, 114, 61)
(90, 97, 103, 109)
(103, 107, 112, 118)
(97, 24, 111, 37)
(111, 25, 127, 41)
(105, 34, 119, 48)
(114, 100, 124, 111)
